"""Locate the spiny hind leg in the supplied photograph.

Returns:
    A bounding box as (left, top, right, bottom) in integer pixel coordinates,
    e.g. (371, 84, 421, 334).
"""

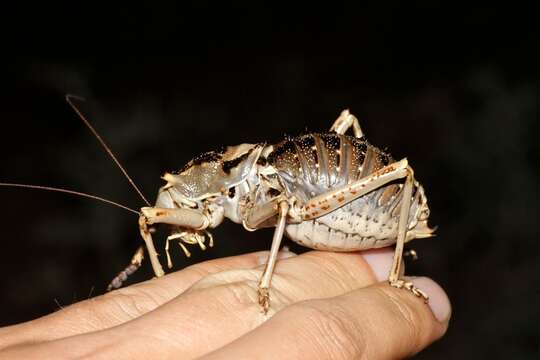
(390, 279, 429, 300)
(388, 167, 429, 302)
(330, 109, 364, 138)
(301, 159, 410, 220)
(299, 160, 428, 302)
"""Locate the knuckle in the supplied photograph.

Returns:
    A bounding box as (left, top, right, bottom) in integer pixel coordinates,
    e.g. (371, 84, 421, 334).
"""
(103, 287, 163, 320)
(288, 301, 365, 360)
(189, 268, 258, 291)
(189, 269, 261, 308)
(219, 280, 259, 308)
(189, 268, 292, 310)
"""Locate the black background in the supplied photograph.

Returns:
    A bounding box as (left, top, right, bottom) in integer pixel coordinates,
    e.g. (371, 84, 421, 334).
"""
(1, 3, 539, 358)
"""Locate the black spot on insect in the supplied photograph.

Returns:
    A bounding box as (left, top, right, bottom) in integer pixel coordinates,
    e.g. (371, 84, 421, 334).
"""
(222, 150, 252, 174)
(379, 152, 391, 166)
(320, 133, 340, 150)
(267, 140, 297, 164)
(294, 134, 318, 164)
(228, 187, 236, 198)
(193, 151, 223, 165)
(352, 139, 367, 154)
(266, 188, 281, 197)
(174, 150, 224, 174)
(351, 139, 367, 165)
(298, 134, 316, 148)
(257, 156, 267, 166)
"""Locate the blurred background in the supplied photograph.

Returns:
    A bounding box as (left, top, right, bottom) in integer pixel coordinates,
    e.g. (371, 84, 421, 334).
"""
(1, 2, 539, 358)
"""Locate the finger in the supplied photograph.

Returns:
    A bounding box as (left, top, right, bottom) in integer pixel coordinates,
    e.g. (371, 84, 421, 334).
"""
(41, 249, 396, 359)
(0, 250, 295, 350)
(188, 247, 397, 307)
(0, 249, 397, 359)
(128, 248, 296, 296)
(203, 278, 451, 360)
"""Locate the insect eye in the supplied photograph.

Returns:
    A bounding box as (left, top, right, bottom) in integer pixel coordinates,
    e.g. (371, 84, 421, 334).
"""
(228, 187, 236, 198)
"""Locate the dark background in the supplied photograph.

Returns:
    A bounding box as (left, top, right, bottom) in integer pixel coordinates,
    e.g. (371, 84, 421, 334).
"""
(1, 2, 539, 358)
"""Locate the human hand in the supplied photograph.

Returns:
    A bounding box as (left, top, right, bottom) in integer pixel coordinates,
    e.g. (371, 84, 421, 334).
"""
(0, 248, 450, 359)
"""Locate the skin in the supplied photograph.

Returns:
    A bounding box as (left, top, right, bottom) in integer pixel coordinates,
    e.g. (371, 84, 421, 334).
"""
(0, 248, 451, 359)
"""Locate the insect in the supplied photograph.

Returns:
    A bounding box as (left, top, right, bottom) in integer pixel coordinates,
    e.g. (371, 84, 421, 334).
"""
(1, 98, 434, 313)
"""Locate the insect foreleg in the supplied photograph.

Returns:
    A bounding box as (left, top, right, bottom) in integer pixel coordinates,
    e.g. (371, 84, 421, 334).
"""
(141, 207, 210, 230)
(139, 215, 165, 278)
(139, 207, 211, 278)
(329, 109, 364, 138)
(257, 200, 290, 314)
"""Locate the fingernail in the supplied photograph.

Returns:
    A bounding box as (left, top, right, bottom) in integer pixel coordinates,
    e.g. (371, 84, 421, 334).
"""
(257, 250, 297, 265)
(362, 248, 394, 282)
(411, 277, 452, 323)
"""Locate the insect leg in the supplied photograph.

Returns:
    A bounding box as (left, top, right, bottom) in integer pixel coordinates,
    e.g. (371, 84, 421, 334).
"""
(141, 207, 210, 230)
(165, 232, 193, 266)
(300, 159, 428, 302)
(388, 168, 429, 301)
(329, 109, 364, 138)
(243, 197, 280, 230)
(165, 233, 173, 268)
(107, 246, 145, 291)
(301, 159, 409, 220)
(138, 207, 210, 278)
(139, 215, 165, 278)
(258, 200, 290, 314)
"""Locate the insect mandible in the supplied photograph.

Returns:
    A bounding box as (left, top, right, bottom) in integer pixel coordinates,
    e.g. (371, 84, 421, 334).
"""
(2, 98, 435, 313)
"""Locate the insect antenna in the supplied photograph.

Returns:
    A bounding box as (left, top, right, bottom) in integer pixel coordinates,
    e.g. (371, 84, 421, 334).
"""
(66, 95, 155, 290)
(65, 94, 151, 207)
(2, 97, 151, 292)
(0, 182, 140, 215)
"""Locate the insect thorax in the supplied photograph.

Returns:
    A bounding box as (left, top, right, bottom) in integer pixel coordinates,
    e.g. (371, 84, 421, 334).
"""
(155, 143, 266, 227)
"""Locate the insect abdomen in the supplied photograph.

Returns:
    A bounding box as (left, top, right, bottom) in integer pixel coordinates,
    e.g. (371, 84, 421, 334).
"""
(284, 213, 401, 251)
(268, 133, 426, 249)
(284, 190, 409, 251)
